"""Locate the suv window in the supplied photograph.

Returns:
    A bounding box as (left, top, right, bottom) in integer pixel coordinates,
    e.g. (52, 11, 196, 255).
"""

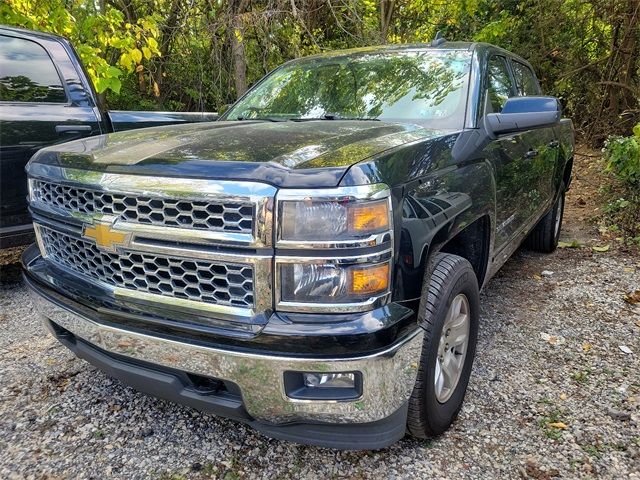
(0, 35, 66, 103)
(486, 56, 514, 113)
(512, 61, 540, 96)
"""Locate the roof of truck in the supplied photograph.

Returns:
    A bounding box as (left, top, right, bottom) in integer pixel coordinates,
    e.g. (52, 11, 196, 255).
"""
(295, 41, 534, 70)
(0, 25, 68, 42)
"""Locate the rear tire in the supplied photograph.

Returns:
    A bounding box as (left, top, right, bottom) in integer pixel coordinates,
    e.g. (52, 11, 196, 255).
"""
(524, 186, 565, 253)
(407, 253, 479, 438)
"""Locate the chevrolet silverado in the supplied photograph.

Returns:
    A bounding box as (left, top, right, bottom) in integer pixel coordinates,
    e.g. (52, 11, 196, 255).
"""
(22, 38, 574, 449)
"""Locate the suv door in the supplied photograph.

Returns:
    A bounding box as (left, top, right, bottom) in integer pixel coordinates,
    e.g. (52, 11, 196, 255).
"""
(482, 55, 534, 254)
(0, 33, 100, 247)
(509, 59, 558, 218)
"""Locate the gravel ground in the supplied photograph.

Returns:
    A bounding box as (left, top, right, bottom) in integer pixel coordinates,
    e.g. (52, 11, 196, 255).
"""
(1, 154, 639, 479)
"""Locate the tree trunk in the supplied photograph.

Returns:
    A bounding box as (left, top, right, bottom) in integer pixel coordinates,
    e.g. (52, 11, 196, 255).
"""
(230, 13, 248, 97)
(616, 2, 639, 113)
(227, 0, 250, 98)
(592, 0, 640, 140)
(380, 0, 395, 43)
(155, 0, 182, 95)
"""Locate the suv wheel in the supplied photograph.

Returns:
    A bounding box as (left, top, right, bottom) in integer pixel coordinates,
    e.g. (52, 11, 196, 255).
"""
(525, 185, 565, 253)
(407, 253, 479, 438)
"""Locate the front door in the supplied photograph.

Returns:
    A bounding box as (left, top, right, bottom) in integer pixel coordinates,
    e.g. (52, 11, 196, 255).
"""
(509, 59, 558, 223)
(483, 55, 534, 253)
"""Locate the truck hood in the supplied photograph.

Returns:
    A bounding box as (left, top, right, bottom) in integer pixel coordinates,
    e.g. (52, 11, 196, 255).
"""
(31, 120, 441, 187)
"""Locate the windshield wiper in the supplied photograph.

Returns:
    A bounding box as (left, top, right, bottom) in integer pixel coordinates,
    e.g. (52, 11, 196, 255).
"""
(324, 113, 380, 121)
(291, 114, 380, 121)
(235, 116, 287, 122)
(235, 114, 380, 122)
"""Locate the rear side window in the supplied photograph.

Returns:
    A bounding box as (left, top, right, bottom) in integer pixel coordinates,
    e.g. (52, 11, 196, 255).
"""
(512, 61, 540, 96)
(0, 35, 66, 103)
(486, 56, 514, 113)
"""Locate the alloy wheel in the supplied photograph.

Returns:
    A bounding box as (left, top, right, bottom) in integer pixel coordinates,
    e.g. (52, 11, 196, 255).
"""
(434, 293, 470, 403)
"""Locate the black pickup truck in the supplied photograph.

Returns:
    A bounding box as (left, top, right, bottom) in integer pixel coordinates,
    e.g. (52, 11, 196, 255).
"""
(22, 39, 574, 449)
(0, 26, 217, 247)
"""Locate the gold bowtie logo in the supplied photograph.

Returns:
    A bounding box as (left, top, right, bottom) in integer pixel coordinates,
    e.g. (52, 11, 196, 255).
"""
(83, 221, 129, 252)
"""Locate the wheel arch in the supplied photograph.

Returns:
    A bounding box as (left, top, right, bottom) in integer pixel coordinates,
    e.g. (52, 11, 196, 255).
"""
(396, 212, 493, 303)
(437, 215, 491, 289)
(562, 156, 573, 191)
(394, 157, 496, 302)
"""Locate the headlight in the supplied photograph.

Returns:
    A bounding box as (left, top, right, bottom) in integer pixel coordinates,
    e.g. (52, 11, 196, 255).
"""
(279, 261, 390, 304)
(276, 184, 392, 248)
(280, 198, 389, 242)
(275, 184, 393, 313)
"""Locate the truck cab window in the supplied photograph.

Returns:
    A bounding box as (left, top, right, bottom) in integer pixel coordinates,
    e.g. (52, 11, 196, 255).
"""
(0, 35, 66, 103)
(512, 61, 540, 96)
(486, 56, 513, 113)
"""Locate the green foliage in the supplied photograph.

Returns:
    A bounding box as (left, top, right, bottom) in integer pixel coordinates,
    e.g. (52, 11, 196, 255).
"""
(0, 0, 161, 94)
(601, 124, 640, 240)
(604, 198, 631, 214)
(1, 0, 638, 134)
(603, 125, 640, 186)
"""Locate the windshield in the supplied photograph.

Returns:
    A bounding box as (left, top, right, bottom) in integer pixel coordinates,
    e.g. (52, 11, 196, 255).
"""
(224, 49, 472, 129)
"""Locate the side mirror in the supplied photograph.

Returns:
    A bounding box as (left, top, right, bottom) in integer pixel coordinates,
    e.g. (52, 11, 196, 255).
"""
(485, 96, 561, 136)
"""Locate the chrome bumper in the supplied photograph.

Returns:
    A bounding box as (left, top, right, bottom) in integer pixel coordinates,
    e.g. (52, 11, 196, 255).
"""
(31, 288, 423, 425)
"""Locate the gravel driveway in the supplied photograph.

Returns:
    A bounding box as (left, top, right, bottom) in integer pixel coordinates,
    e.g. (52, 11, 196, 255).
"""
(1, 156, 639, 479)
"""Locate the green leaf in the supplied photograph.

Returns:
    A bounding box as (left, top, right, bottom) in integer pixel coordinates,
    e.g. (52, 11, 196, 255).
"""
(110, 77, 122, 94)
(557, 240, 582, 248)
(633, 123, 640, 139)
(142, 46, 152, 60)
(131, 48, 142, 64)
(106, 65, 122, 77)
(119, 52, 130, 67)
(592, 245, 610, 252)
(94, 77, 109, 94)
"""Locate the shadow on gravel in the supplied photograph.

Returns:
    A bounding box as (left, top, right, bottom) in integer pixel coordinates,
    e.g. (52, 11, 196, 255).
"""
(0, 246, 26, 286)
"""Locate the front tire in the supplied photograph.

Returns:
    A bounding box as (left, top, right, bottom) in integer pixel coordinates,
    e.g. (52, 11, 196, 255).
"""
(407, 253, 480, 438)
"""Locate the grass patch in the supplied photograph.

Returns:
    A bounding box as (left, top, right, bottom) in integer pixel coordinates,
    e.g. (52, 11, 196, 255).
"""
(158, 474, 187, 480)
(570, 369, 591, 384)
(582, 443, 607, 459)
(538, 409, 567, 441)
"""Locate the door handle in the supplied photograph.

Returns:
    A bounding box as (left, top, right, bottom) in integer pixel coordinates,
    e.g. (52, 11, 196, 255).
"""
(547, 140, 559, 148)
(524, 149, 539, 159)
(56, 125, 92, 134)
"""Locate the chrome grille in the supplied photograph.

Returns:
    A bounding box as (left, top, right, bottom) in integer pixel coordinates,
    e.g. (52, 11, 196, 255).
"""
(33, 180, 254, 233)
(39, 227, 255, 309)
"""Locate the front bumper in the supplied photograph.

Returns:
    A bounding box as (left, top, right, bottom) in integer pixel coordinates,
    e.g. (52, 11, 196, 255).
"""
(27, 268, 424, 449)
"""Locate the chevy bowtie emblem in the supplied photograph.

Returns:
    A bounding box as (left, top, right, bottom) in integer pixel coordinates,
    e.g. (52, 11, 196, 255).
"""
(83, 220, 130, 252)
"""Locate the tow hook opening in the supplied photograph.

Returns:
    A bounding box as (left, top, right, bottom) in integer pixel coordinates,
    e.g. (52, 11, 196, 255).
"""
(185, 373, 229, 395)
(47, 319, 77, 346)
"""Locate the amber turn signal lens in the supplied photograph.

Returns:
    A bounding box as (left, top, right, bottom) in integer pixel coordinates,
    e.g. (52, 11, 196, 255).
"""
(350, 263, 389, 295)
(348, 200, 389, 233)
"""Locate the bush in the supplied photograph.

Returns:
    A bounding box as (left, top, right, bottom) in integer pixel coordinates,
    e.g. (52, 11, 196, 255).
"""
(601, 124, 640, 243)
(603, 124, 640, 186)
